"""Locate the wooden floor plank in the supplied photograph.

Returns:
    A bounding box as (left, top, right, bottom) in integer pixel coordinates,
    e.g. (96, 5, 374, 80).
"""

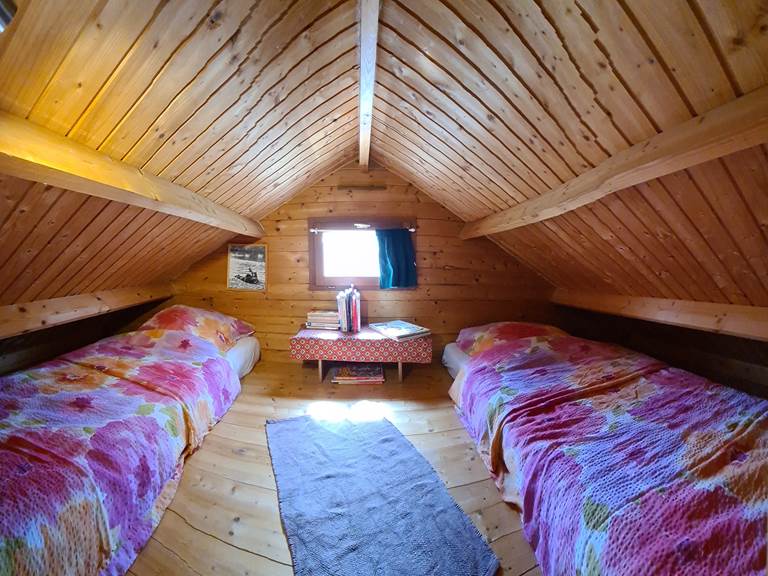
(130, 361, 537, 575)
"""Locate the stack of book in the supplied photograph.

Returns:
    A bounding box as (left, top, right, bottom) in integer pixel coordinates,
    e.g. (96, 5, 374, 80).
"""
(369, 320, 431, 341)
(306, 310, 341, 330)
(336, 286, 361, 333)
(329, 363, 385, 384)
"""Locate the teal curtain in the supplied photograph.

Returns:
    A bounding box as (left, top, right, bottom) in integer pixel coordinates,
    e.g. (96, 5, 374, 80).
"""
(376, 228, 417, 289)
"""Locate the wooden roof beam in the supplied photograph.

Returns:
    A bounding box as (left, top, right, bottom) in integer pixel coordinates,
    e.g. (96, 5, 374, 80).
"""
(552, 289, 768, 343)
(0, 285, 172, 339)
(460, 86, 768, 239)
(0, 112, 263, 237)
(357, 0, 380, 171)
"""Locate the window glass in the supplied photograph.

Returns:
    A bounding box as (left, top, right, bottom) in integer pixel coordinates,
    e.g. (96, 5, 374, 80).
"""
(321, 230, 380, 278)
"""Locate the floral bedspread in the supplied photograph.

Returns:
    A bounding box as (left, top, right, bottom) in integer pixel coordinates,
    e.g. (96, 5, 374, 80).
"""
(456, 331, 768, 575)
(0, 328, 241, 575)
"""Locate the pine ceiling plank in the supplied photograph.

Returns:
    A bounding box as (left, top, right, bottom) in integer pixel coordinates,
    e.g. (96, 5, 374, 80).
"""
(400, 0, 597, 173)
(19, 201, 129, 302)
(357, 0, 380, 169)
(491, 0, 633, 152)
(371, 127, 475, 214)
(226, 115, 359, 211)
(369, 149, 469, 217)
(609, 188, 725, 303)
(77, 210, 174, 294)
(688, 159, 768, 295)
(444, 0, 622, 160)
(190, 63, 358, 197)
(372, 108, 503, 214)
(635, 179, 750, 305)
(0, 183, 61, 270)
(27, 0, 162, 134)
(0, 112, 264, 236)
(69, 0, 213, 147)
(539, 0, 657, 144)
(533, 213, 643, 296)
(214, 100, 359, 207)
(97, 0, 256, 160)
(51, 205, 145, 298)
(460, 86, 768, 238)
(377, 27, 560, 192)
(0, 174, 36, 231)
(692, 0, 768, 94)
(147, 0, 354, 179)
(587, 202, 680, 299)
(374, 79, 522, 206)
(375, 61, 541, 200)
(659, 169, 768, 306)
(0, 191, 89, 304)
(623, 0, 736, 114)
(251, 147, 359, 219)
(552, 289, 768, 342)
(243, 130, 359, 216)
(196, 62, 359, 202)
(379, 1, 576, 183)
(0, 0, 100, 116)
(121, 0, 294, 167)
(724, 146, 768, 246)
(370, 134, 485, 221)
(1, 196, 108, 305)
(0, 285, 172, 339)
(575, 0, 691, 130)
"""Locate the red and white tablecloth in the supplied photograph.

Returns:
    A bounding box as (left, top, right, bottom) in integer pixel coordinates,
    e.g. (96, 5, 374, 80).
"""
(290, 327, 432, 363)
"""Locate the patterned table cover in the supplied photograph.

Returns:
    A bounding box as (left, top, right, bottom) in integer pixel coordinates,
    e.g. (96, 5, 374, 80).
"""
(290, 327, 432, 363)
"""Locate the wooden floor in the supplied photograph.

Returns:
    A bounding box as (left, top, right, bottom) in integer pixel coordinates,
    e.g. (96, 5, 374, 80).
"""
(129, 361, 540, 576)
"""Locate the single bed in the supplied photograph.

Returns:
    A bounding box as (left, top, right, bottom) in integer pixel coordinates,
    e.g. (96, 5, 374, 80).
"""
(0, 305, 257, 576)
(447, 321, 768, 576)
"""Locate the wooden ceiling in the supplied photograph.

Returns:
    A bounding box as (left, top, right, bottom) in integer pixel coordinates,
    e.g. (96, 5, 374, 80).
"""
(368, 0, 768, 305)
(0, 0, 766, 316)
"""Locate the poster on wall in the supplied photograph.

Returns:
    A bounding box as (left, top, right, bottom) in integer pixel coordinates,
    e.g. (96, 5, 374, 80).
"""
(227, 244, 266, 290)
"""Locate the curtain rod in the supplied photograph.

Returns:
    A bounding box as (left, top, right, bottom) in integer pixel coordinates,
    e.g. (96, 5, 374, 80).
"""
(310, 224, 416, 233)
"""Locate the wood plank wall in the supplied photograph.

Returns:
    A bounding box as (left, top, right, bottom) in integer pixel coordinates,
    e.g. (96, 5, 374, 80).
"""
(170, 164, 554, 361)
(0, 174, 232, 306)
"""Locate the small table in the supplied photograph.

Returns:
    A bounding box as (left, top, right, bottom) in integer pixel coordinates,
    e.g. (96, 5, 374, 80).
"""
(289, 326, 432, 382)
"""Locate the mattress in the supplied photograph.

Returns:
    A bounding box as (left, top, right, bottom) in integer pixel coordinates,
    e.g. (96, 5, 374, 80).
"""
(455, 329, 768, 575)
(226, 336, 260, 378)
(442, 342, 470, 380)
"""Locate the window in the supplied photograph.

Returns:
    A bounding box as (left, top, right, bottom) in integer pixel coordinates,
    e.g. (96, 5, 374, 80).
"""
(308, 218, 414, 290)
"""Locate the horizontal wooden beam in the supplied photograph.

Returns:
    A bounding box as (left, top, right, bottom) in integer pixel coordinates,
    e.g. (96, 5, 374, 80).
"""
(357, 0, 380, 170)
(461, 86, 768, 238)
(0, 285, 172, 339)
(0, 112, 263, 237)
(552, 289, 768, 342)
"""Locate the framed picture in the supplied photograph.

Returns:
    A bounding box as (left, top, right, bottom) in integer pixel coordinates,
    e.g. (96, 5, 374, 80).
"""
(227, 244, 267, 290)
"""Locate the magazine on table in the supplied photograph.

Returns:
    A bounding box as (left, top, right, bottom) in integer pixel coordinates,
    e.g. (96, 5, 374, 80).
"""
(368, 320, 431, 341)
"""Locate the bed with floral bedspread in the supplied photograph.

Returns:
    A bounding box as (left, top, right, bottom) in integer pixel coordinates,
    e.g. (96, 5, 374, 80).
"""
(451, 322, 767, 576)
(0, 306, 253, 575)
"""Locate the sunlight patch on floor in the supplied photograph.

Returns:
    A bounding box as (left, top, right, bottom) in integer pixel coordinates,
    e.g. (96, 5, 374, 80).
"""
(306, 400, 394, 422)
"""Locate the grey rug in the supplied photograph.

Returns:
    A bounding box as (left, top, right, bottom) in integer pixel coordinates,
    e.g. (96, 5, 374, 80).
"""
(266, 416, 499, 576)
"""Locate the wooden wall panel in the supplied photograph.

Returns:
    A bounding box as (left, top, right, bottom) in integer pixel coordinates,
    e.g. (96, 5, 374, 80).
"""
(0, 174, 233, 305)
(170, 164, 554, 361)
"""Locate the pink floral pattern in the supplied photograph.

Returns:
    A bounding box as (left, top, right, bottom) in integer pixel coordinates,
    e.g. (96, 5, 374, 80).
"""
(0, 315, 241, 575)
(455, 329, 768, 576)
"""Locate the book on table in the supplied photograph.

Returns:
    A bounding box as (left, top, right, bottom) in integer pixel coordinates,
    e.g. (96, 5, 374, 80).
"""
(329, 363, 385, 384)
(306, 309, 340, 330)
(368, 320, 431, 341)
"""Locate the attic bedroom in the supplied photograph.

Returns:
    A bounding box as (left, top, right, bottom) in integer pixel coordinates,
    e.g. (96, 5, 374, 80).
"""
(0, 0, 766, 574)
